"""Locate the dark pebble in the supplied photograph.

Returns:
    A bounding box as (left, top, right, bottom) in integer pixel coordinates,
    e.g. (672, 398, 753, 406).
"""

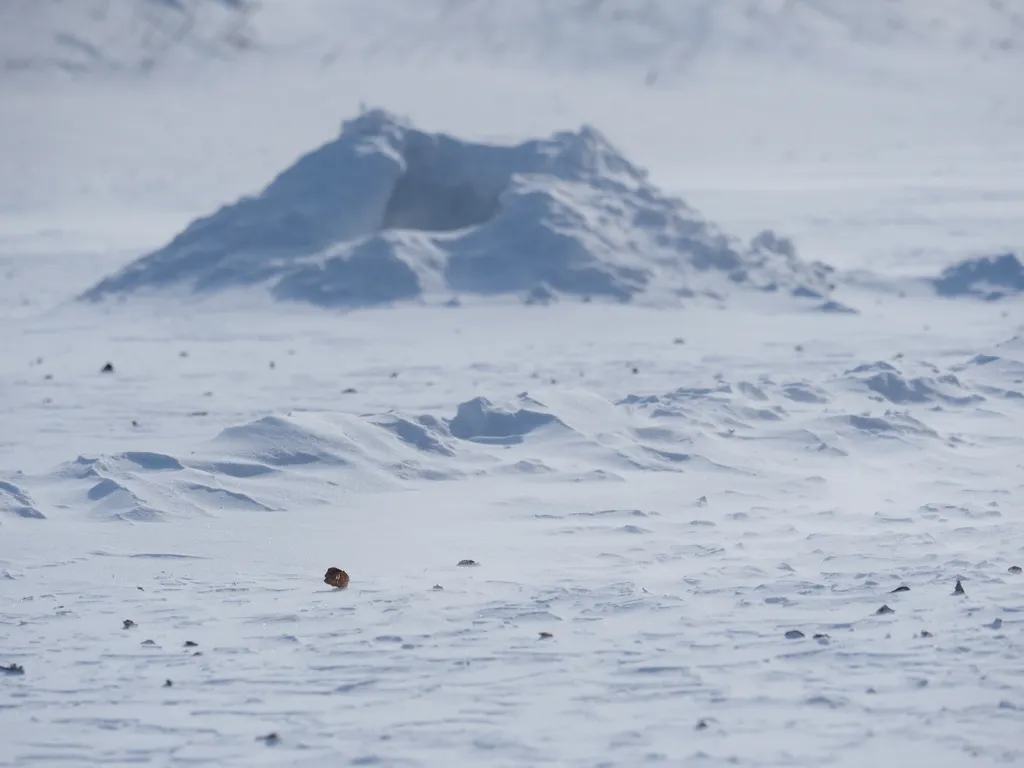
(431, 584, 443, 591)
(258, 733, 280, 746)
(100, 363, 114, 374)
(163, 679, 173, 687)
(876, 605, 895, 615)
(695, 719, 709, 731)
(184, 641, 198, 647)
(141, 639, 156, 646)
(1009, 566, 1022, 574)
(123, 619, 136, 629)
(813, 633, 830, 640)
(889, 585, 910, 593)
(1, 663, 25, 675)
(953, 580, 966, 596)
(785, 630, 805, 639)
(342, 388, 358, 394)
(457, 559, 479, 567)
(920, 630, 933, 638)
(538, 632, 554, 639)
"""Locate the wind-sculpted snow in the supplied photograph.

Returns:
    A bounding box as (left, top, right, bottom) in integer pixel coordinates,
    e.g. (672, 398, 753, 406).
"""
(3, 301, 1024, 766)
(840, 361, 985, 406)
(9, 357, 1013, 523)
(932, 252, 1024, 300)
(81, 109, 834, 308)
(0, 480, 44, 520)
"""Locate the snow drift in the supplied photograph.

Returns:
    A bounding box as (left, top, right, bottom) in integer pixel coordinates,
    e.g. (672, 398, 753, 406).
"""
(932, 252, 1024, 301)
(81, 109, 834, 307)
(12, 356, 1010, 522)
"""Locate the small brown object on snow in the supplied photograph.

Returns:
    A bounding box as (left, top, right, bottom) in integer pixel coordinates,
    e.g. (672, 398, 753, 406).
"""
(163, 679, 173, 687)
(257, 732, 281, 746)
(100, 362, 115, 374)
(324, 567, 350, 589)
(457, 559, 479, 567)
(123, 619, 136, 629)
(953, 580, 966, 596)
(538, 631, 554, 639)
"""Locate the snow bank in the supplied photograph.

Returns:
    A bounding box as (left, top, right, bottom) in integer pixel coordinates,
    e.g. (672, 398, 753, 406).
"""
(81, 109, 834, 308)
(932, 252, 1024, 300)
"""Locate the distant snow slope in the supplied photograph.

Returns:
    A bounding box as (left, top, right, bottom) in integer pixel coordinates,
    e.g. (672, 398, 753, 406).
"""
(80, 109, 833, 307)
(3, 0, 1022, 79)
(0, 0, 257, 73)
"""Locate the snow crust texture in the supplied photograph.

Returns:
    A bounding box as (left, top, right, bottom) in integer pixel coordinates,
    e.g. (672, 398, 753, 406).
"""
(2, 303, 1023, 767)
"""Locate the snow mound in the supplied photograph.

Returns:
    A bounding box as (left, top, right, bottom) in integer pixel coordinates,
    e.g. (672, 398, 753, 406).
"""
(932, 253, 1024, 300)
(841, 361, 985, 406)
(0, 479, 45, 519)
(81, 109, 833, 307)
(448, 396, 565, 445)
